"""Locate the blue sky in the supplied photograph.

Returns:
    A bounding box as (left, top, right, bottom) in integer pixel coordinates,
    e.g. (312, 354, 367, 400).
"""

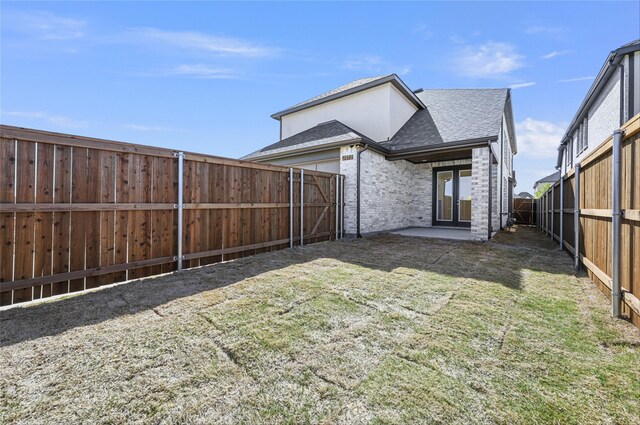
(2, 1, 639, 192)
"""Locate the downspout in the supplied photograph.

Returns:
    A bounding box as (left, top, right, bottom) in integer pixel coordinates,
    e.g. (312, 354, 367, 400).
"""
(611, 129, 623, 317)
(611, 58, 625, 126)
(356, 143, 369, 238)
(499, 119, 504, 229)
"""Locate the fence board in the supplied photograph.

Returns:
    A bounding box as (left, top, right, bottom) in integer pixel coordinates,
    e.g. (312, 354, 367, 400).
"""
(0, 126, 343, 306)
(535, 115, 640, 327)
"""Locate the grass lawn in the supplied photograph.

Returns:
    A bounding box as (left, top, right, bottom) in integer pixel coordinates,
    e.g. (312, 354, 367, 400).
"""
(1, 226, 639, 424)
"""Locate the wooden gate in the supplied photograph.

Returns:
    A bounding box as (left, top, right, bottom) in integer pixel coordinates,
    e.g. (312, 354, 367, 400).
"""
(513, 198, 536, 225)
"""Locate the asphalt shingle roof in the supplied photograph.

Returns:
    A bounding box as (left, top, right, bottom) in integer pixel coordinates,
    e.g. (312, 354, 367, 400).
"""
(247, 81, 510, 159)
(534, 171, 560, 186)
(413, 89, 507, 143)
(242, 120, 371, 159)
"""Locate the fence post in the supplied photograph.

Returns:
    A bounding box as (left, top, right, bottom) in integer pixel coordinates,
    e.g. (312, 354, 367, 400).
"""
(545, 192, 549, 236)
(550, 185, 555, 241)
(300, 169, 304, 246)
(559, 175, 564, 251)
(611, 130, 623, 317)
(538, 198, 541, 228)
(175, 151, 185, 272)
(335, 174, 339, 240)
(574, 163, 581, 270)
(289, 168, 294, 248)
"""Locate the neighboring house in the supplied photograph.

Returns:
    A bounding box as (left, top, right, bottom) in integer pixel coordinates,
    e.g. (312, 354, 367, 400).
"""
(243, 74, 517, 241)
(533, 171, 560, 193)
(516, 192, 534, 199)
(556, 40, 640, 173)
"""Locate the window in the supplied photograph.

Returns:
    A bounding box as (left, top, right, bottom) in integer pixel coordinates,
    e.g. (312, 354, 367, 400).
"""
(583, 117, 588, 151)
(566, 139, 573, 168)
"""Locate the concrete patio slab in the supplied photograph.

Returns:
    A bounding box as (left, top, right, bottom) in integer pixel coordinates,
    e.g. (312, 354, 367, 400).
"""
(390, 227, 474, 240)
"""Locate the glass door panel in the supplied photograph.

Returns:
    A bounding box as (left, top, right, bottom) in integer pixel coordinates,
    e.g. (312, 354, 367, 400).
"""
(436, 171, 453, 221)
(458, 169, 472, 222)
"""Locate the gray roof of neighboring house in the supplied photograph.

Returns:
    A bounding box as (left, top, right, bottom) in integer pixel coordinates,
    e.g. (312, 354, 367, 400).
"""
(270, 74, 425, 120)
(516, 191, 534, 198)
(242, 120, 372, 160)
(534, 171, 560, 186)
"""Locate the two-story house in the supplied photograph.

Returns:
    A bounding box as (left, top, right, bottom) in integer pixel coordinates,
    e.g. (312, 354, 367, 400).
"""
(556, 40, 640, 173)
(243, 74, 517, 241)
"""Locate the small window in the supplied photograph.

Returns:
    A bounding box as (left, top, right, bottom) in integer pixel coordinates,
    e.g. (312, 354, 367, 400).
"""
(566, 140, 573, 168)
(583, 118, 588, 151)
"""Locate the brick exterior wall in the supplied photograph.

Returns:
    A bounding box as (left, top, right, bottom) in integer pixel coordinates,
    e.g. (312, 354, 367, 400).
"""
(471, 147, 491, 240)
(339, 146, 475, 236)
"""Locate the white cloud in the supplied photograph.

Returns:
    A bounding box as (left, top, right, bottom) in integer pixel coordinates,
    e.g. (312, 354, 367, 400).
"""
(123, 28, 278, 57)
(511, 82, 536, 89)
(165, 64, 239, 79)
(128, 64, 240, 79)
(541, 50, 570, 60)
(1, 111, 87, 128)
(558, 76, 595, 83)
(3, 10, 86, 40)
(453, 42, 524, 78)
(516, 118, 566, 159)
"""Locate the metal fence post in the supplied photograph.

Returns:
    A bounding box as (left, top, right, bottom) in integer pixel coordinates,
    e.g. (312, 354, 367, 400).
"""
(559, 176, 564, 250)
(574, 163, 581, 270)
(289, 168, 294, 248)
(545, 192, 548, 236)
(611, 130, 623, 317)
(300, 169, 304, 246)
(550, 185, 555, 241)
(335, 174, 339, 240)
(175, 151, 185, 272)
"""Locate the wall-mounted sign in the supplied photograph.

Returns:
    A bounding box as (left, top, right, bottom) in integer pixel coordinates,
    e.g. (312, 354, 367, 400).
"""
(342, 154, 354, 161)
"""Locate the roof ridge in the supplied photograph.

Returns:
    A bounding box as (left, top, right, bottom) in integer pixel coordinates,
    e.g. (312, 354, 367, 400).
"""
(420, 88, 508, 91)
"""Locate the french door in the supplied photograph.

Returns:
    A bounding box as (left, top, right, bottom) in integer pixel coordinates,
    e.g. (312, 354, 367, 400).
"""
(432, 166, 472, 228)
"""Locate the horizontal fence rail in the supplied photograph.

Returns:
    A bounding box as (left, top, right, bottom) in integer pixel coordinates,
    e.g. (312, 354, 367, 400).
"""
(535, 114, 640, 328)
(0, 125, 345, 306)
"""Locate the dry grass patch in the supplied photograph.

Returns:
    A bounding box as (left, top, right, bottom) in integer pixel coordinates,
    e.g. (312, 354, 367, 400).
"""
(1, 226, 639, 424)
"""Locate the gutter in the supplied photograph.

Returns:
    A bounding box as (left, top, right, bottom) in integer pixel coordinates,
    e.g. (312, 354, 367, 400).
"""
(557, 43, 637, 151)
(385, 136, 496, 160)
(356, 144, 369, 238)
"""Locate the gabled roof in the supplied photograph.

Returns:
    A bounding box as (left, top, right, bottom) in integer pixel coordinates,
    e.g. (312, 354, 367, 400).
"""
(270, 74, 425, 120)
(242, 120, 373, 160)
(246, 79, 515, 161)
(415, 89, 508, 143)
(381, 88, 510, 152)
(534, 171, 560, 187)
(380, 108, 443, 150)
(516, 191, 533, 199)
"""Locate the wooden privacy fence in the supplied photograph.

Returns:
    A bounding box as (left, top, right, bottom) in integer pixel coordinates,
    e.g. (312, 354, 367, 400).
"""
(513, 198, 536, 225)
(0, 125, 345, 306)
(536, 114, 640, 328)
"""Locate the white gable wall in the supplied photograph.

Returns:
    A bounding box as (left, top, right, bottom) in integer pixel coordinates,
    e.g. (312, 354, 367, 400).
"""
(389, 85, 420, 141)
(280, 83, 417, 142)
